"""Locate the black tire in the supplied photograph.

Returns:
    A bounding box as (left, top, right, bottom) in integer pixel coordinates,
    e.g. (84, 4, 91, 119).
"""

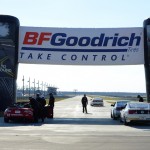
(112, 111, 117, 120)
(4, 118, 9, 123)
(120, 117, 123, 123)
(124, 117, 129, 126)
(111, 113, 113, 118)
(113, 115, 117, 120)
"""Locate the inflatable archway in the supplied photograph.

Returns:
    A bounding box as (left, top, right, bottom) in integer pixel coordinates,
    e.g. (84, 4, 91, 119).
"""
(0, 15, 19, 111)
(0, 15, 150, 111)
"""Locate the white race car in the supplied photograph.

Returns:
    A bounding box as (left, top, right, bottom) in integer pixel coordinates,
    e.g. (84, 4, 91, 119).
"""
(120, 102, 150, 125)
(90, 97, 104, 107)
(111, 100, 130, 120)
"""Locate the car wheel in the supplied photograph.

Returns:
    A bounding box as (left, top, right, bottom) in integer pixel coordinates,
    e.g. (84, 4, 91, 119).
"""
(124, 117, 129, 126)
(113, 115, 117, 120)
(120, 117, 123, 123)
(4, 118, 9, 123)
(111, 113, 113, 118)
(112, 111, 117, 120)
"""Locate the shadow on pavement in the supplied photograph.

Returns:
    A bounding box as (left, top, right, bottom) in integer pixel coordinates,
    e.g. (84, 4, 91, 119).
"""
(0, 117, 150, 130)
(128, 123, 150, 130)
(0, 117, 45, 127)
(0, 117, 121, 127)
(45, 118, 122, 125)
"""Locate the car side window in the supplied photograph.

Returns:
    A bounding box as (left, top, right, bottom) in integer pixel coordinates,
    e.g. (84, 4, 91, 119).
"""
(124, 104, 127, 109)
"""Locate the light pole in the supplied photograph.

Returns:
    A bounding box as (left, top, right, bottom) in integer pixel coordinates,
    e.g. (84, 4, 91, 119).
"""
(74, 89, 77, 96)
(44, 82, 48, 97)
(22, 75, 24, 96)
(27, 77, 30, 96)
(41, 81, 43, 94)
(37, 80, 39, 91)
(33, 79, 35, 98)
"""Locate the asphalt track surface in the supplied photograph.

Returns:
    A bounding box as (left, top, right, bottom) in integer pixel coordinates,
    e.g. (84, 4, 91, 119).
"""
(0, 96, 150, 150)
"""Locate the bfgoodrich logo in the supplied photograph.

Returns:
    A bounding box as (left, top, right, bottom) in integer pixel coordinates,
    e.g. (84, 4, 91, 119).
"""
(22, 32, 141, 48)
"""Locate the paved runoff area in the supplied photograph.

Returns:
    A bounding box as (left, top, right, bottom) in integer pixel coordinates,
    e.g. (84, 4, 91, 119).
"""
(0, 96, 150, 150)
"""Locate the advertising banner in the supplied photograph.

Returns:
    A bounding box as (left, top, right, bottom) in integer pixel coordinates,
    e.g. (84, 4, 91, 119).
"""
(19, 27, 144, 65)
(0, 15, 19, 111)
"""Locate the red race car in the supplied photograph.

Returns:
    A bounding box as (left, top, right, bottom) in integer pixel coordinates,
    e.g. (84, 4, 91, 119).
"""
(4, 102, 54, 123)
(4, 102, 34, 123)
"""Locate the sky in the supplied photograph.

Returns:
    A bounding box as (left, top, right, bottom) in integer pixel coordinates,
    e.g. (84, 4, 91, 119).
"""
(1, 0, 150, 93)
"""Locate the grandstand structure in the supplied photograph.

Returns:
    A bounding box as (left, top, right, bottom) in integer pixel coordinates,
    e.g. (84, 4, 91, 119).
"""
(47, 86, 58, 95)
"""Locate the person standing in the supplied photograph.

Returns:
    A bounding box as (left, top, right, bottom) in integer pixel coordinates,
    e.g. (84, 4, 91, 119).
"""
(137, 95, 144, 102)
(36, 93, 46, 122)
(48, 93, 55, 108)
(48, 93, 55, 117)
(29, 97, 39, 123)
(81, 94, 88, 113)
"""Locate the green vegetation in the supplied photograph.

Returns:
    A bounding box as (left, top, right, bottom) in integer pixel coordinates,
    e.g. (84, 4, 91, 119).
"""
(89, 95, 126, 100)
(0, 97, 66, 117)
(89, 95, 139, 104)
(17, 97, 66, 104)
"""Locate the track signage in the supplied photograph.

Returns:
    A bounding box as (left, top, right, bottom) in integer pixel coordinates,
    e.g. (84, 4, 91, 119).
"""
(19, 27, 144, 65)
